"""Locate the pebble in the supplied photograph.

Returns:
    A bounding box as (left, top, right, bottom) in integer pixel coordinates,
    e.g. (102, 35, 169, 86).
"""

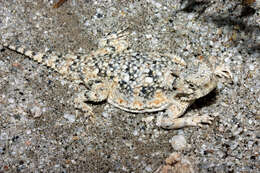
(63, 113, 76, 123)
(0, 132, 8, 140)
(249, 64, 255, 71)
(144, 77, 153, 83)
(169, 135, 188, 151)
(0, 0, 259, 172)
(156, 152, 195, 173)
(31, 106, 43, 118)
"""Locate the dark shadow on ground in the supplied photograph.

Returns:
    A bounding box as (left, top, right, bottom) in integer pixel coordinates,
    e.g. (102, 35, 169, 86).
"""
(177, 0, 260, 54)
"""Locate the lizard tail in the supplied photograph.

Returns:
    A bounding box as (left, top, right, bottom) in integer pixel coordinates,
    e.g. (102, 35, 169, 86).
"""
(2, 43, 82, 78)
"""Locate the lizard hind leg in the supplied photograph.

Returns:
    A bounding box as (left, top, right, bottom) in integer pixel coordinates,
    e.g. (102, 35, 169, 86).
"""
(156, 100, 213, 129)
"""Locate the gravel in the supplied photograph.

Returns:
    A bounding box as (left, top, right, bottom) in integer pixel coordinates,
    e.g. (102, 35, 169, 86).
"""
(0, 0, 259, 172)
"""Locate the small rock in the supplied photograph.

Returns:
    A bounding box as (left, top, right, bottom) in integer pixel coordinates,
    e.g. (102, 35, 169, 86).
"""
(249, 64, 255, 71)
(169, 135, 188, 151)
(0, 132, 8, 140)
(155, 152, 196, 173)
(122, 73, 130, 82)
(64, 113, 76, 123)
(31, 106, 43, 118)
(145, 77, 153, 83)
(165, 152, 181, 165)
(145, 165, 153, 172)
(231, 125, 243, 136)
(102, 112, 110, 118)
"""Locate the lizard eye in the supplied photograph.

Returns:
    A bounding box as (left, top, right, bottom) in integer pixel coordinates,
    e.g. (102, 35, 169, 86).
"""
(189, 83, 195, 88)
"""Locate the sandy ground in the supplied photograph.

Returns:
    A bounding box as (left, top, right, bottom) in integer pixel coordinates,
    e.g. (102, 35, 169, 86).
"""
(0, 0, 259, 172)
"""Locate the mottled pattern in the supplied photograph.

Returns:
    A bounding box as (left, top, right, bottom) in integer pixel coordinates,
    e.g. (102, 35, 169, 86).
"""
(81, 52, 187, 111)
(1, 31, 231, 129)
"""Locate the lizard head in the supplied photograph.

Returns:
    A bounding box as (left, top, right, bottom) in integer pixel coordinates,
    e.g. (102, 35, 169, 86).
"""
(174, 61, 218, 101)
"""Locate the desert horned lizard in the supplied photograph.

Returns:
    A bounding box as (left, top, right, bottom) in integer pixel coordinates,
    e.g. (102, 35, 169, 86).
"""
(2, 30, 231, 129)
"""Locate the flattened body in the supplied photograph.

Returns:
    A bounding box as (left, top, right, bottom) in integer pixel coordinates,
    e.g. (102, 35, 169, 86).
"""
(80, 52, 186, 112)
(2, 30, 231, 130)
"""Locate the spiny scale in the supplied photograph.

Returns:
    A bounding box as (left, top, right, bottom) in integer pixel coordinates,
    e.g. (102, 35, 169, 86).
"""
(3, 43, 82, 80)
